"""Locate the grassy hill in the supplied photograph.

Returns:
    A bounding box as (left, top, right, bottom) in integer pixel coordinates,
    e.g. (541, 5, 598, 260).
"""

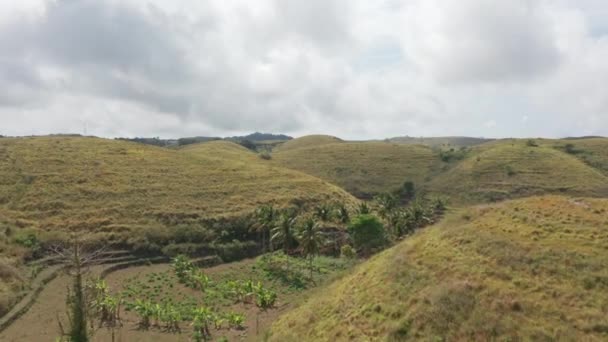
(543, 138, 608, 176)
(272, 142, 441, 197)
(274, 135, 343, 152)
(389, 136, 494, 148)
(426, 141, 608, 203)
(269, 196, 608, 341)
(0, 136, 357, 236)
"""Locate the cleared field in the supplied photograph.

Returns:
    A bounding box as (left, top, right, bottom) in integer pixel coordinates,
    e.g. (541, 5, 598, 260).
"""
(427, 142, 608, 202)
(269, 195, 608, 341)
(273, 142, 441, 197)
(0, 255, 354, 341)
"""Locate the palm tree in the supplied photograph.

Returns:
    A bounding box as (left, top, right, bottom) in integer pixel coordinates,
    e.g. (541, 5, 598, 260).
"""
(297, 218, 324, 280)
(252, 205, 276, 252)
(335, 203, 350, 224)
(374, 193, 398, 219)
(356, 202, 371, 215)
(313, 204, 333, 223)
(271, 210, 297, 253)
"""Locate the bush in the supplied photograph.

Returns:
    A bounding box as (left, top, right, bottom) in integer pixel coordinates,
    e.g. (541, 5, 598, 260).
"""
(347, 214, 386, 255)
(212, 240, 259, 262)
(526, 139, 538, 147)
(340, 244, 356, 259)
(259, 152, 272, 160)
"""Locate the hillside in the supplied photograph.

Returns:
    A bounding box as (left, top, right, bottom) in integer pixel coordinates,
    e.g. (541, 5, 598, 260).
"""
(0, 137, 357, 235)
(269, 196, 608, 341)
(274, 134, 343, 152)
(426, 142, 608, 202)
(389, 136, 494, 148)
(544, 138, 608, 176)
(273, 142, 440, 197)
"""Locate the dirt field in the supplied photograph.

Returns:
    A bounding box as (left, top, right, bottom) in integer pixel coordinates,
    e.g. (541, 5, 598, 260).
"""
(0, 259, 299, 341)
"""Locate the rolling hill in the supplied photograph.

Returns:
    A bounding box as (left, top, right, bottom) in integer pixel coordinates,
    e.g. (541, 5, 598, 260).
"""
(426, 141, 608, 202)
(544, 137, 608, 176)
(274, 134, 343, 152)
(272, 141, 441, 197)
(389, 136, 494, 148)
(0, 137, 357, 235)
(269, 196, 608, 341)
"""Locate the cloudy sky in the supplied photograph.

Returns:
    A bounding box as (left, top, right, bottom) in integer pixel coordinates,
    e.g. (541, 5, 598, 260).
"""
(0, 0, 607, 139)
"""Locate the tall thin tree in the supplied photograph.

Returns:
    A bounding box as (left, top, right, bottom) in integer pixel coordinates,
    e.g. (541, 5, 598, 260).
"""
(297, 218, 324, 280)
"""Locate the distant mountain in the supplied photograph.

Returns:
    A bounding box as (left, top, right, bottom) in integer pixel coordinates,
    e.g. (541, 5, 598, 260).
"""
(228, 132, 293, 142)
(118, 132, 291, 148)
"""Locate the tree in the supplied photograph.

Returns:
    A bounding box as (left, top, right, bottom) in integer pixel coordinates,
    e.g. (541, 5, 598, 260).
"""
(271, 210, 297, 253)
(252, 205, 277, 252)
(297, 218, 324, 280)
(398, 181, 416, 202)
(347, 214, 386, 255)
(51, 236, 107, 342)
(564, 143, 577, 154)
(313, 204, 333, 223)
(526, 139, 538, 147)
(356, 202, 371, 215)
(335, 203, 350, 224)
(238, 139, 257, 151)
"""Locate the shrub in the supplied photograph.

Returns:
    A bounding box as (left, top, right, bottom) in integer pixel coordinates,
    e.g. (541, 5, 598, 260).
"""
(526, 139, 538, 147)
(212, 240, 259, 262)
(347, 214, 386, 255)
(259, 152, 272, 160)
(340, 244, 356, 259)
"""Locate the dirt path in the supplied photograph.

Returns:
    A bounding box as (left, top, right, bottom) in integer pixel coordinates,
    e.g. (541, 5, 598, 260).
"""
(0, 272, 71, 341)
(0, 264, 63, 334)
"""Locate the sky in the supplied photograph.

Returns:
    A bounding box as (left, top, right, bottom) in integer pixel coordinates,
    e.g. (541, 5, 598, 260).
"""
(0, 0, 607, 139)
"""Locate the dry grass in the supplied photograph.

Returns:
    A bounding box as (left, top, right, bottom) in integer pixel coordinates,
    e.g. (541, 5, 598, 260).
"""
(0, 137, 356, 234)
(273, 135, 343, 152)
(268, 195, 608, 341)
(427, 141, 608, 203)
(273, 141, 441, 197)
(0, 137, 358, 306)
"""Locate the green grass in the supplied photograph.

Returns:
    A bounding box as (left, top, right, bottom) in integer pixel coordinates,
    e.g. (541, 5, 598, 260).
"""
(273, 135, 343, 152)
(426, 141, 608, 203)
(269, 195, 608, 341)
(273, 141, 441, 197)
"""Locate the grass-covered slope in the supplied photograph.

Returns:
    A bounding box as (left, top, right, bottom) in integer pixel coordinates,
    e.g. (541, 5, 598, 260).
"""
(273, 142, 440, 197)
(269, 196, 608, 341)
(389, 136, 494, 148)
(547, 138, 608, 176)
(274, 134, 343, 152)
(0, 137, 357, 234)
(427, 142, 608, 202)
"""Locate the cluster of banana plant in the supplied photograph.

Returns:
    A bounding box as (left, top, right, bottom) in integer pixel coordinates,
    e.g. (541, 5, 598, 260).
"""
(87, 278, 121, 328)
(127, 299, 185, 331)
(172, 255, 211, 292)
(221, 279, 276, 309)
(191, 307, 245, 341)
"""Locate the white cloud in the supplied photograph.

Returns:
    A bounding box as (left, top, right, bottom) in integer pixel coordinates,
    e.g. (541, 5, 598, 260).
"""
(0, 0, 607, 139)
